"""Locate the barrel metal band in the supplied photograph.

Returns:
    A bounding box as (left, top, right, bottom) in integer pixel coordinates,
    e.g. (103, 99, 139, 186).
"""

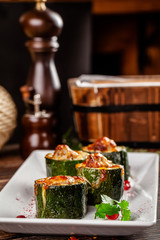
(72, 104, 160, 113)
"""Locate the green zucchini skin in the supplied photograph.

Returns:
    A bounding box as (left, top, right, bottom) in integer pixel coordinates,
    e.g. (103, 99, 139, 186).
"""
(102, 148, 130, 180)
(77, 167, 124, 205)
(46, 158, 84, 177)
(35, 180, 87, 219)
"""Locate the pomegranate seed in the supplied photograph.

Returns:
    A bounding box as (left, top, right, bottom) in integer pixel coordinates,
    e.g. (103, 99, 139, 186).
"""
(106, 213, 119, 220)
(16, 215, 26, 218)
(124, 180, 131, 191)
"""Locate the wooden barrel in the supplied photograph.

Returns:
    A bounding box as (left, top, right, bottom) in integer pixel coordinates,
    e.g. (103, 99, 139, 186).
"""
(68, 75, 160, 148)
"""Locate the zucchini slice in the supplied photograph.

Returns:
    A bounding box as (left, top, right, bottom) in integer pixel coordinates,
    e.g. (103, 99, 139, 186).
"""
(82, 137, 130, 180)
(76, 153, 124, 205)
(45, 145, 88, 177)
(35, 176, 87, 219)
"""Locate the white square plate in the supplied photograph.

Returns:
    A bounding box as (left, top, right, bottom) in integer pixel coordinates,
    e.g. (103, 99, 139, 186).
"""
(0, 151, 159, 236)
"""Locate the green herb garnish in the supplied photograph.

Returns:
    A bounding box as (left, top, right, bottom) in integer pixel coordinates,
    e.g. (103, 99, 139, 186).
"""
(95, 203, 120, 218)
(118, 200, 131, 221)
(95, 198, 131, 221)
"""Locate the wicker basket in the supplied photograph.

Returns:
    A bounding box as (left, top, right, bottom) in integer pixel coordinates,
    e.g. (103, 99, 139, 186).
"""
(0, 86, 17, 149)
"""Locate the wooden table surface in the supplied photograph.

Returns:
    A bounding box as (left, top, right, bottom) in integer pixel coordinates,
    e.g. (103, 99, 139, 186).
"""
(0, 148, 159, 240)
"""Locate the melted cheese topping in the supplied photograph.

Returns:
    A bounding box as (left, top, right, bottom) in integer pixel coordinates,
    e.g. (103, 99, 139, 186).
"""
(35, 176, 85, 188)
(76, 153, 123, 171)
(45, 144, 88, 160)
(82, 137, 118, 153)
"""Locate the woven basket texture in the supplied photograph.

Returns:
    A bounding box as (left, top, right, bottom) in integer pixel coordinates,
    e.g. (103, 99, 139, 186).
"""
(0, 86, 17, 149)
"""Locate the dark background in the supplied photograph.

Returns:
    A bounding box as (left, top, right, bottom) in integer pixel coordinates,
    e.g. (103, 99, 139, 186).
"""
(1, 2, 160, 146)
(0, 2, 92, 144)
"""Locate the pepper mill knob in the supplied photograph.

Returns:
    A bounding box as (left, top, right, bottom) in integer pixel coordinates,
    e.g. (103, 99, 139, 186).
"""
(20, 0, 63, 39)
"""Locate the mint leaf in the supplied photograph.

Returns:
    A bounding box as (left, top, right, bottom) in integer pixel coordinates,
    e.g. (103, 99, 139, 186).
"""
(95, 203, 120, 219)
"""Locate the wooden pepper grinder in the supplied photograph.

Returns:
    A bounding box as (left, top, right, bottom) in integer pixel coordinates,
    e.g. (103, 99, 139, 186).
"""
(20, 93, 55, 159)
(20, 0, 63, 153)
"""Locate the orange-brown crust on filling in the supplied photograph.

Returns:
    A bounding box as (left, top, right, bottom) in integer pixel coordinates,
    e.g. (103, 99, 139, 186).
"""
(45, 144, 88, 160)
(35, 175, 85, 189)
(82, 137, 118, 152)
(76, 153, 124, 173)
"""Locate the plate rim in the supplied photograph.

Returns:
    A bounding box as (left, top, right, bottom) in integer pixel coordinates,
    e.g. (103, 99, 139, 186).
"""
(0, 150, 159, 234)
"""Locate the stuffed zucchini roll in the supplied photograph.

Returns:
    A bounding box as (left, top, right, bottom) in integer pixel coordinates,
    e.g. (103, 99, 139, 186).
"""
(82, 137, 130, 180)
(76, 153, 124, 205)
(45, 145, 88, 177)
(35, 175, 87, 219)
